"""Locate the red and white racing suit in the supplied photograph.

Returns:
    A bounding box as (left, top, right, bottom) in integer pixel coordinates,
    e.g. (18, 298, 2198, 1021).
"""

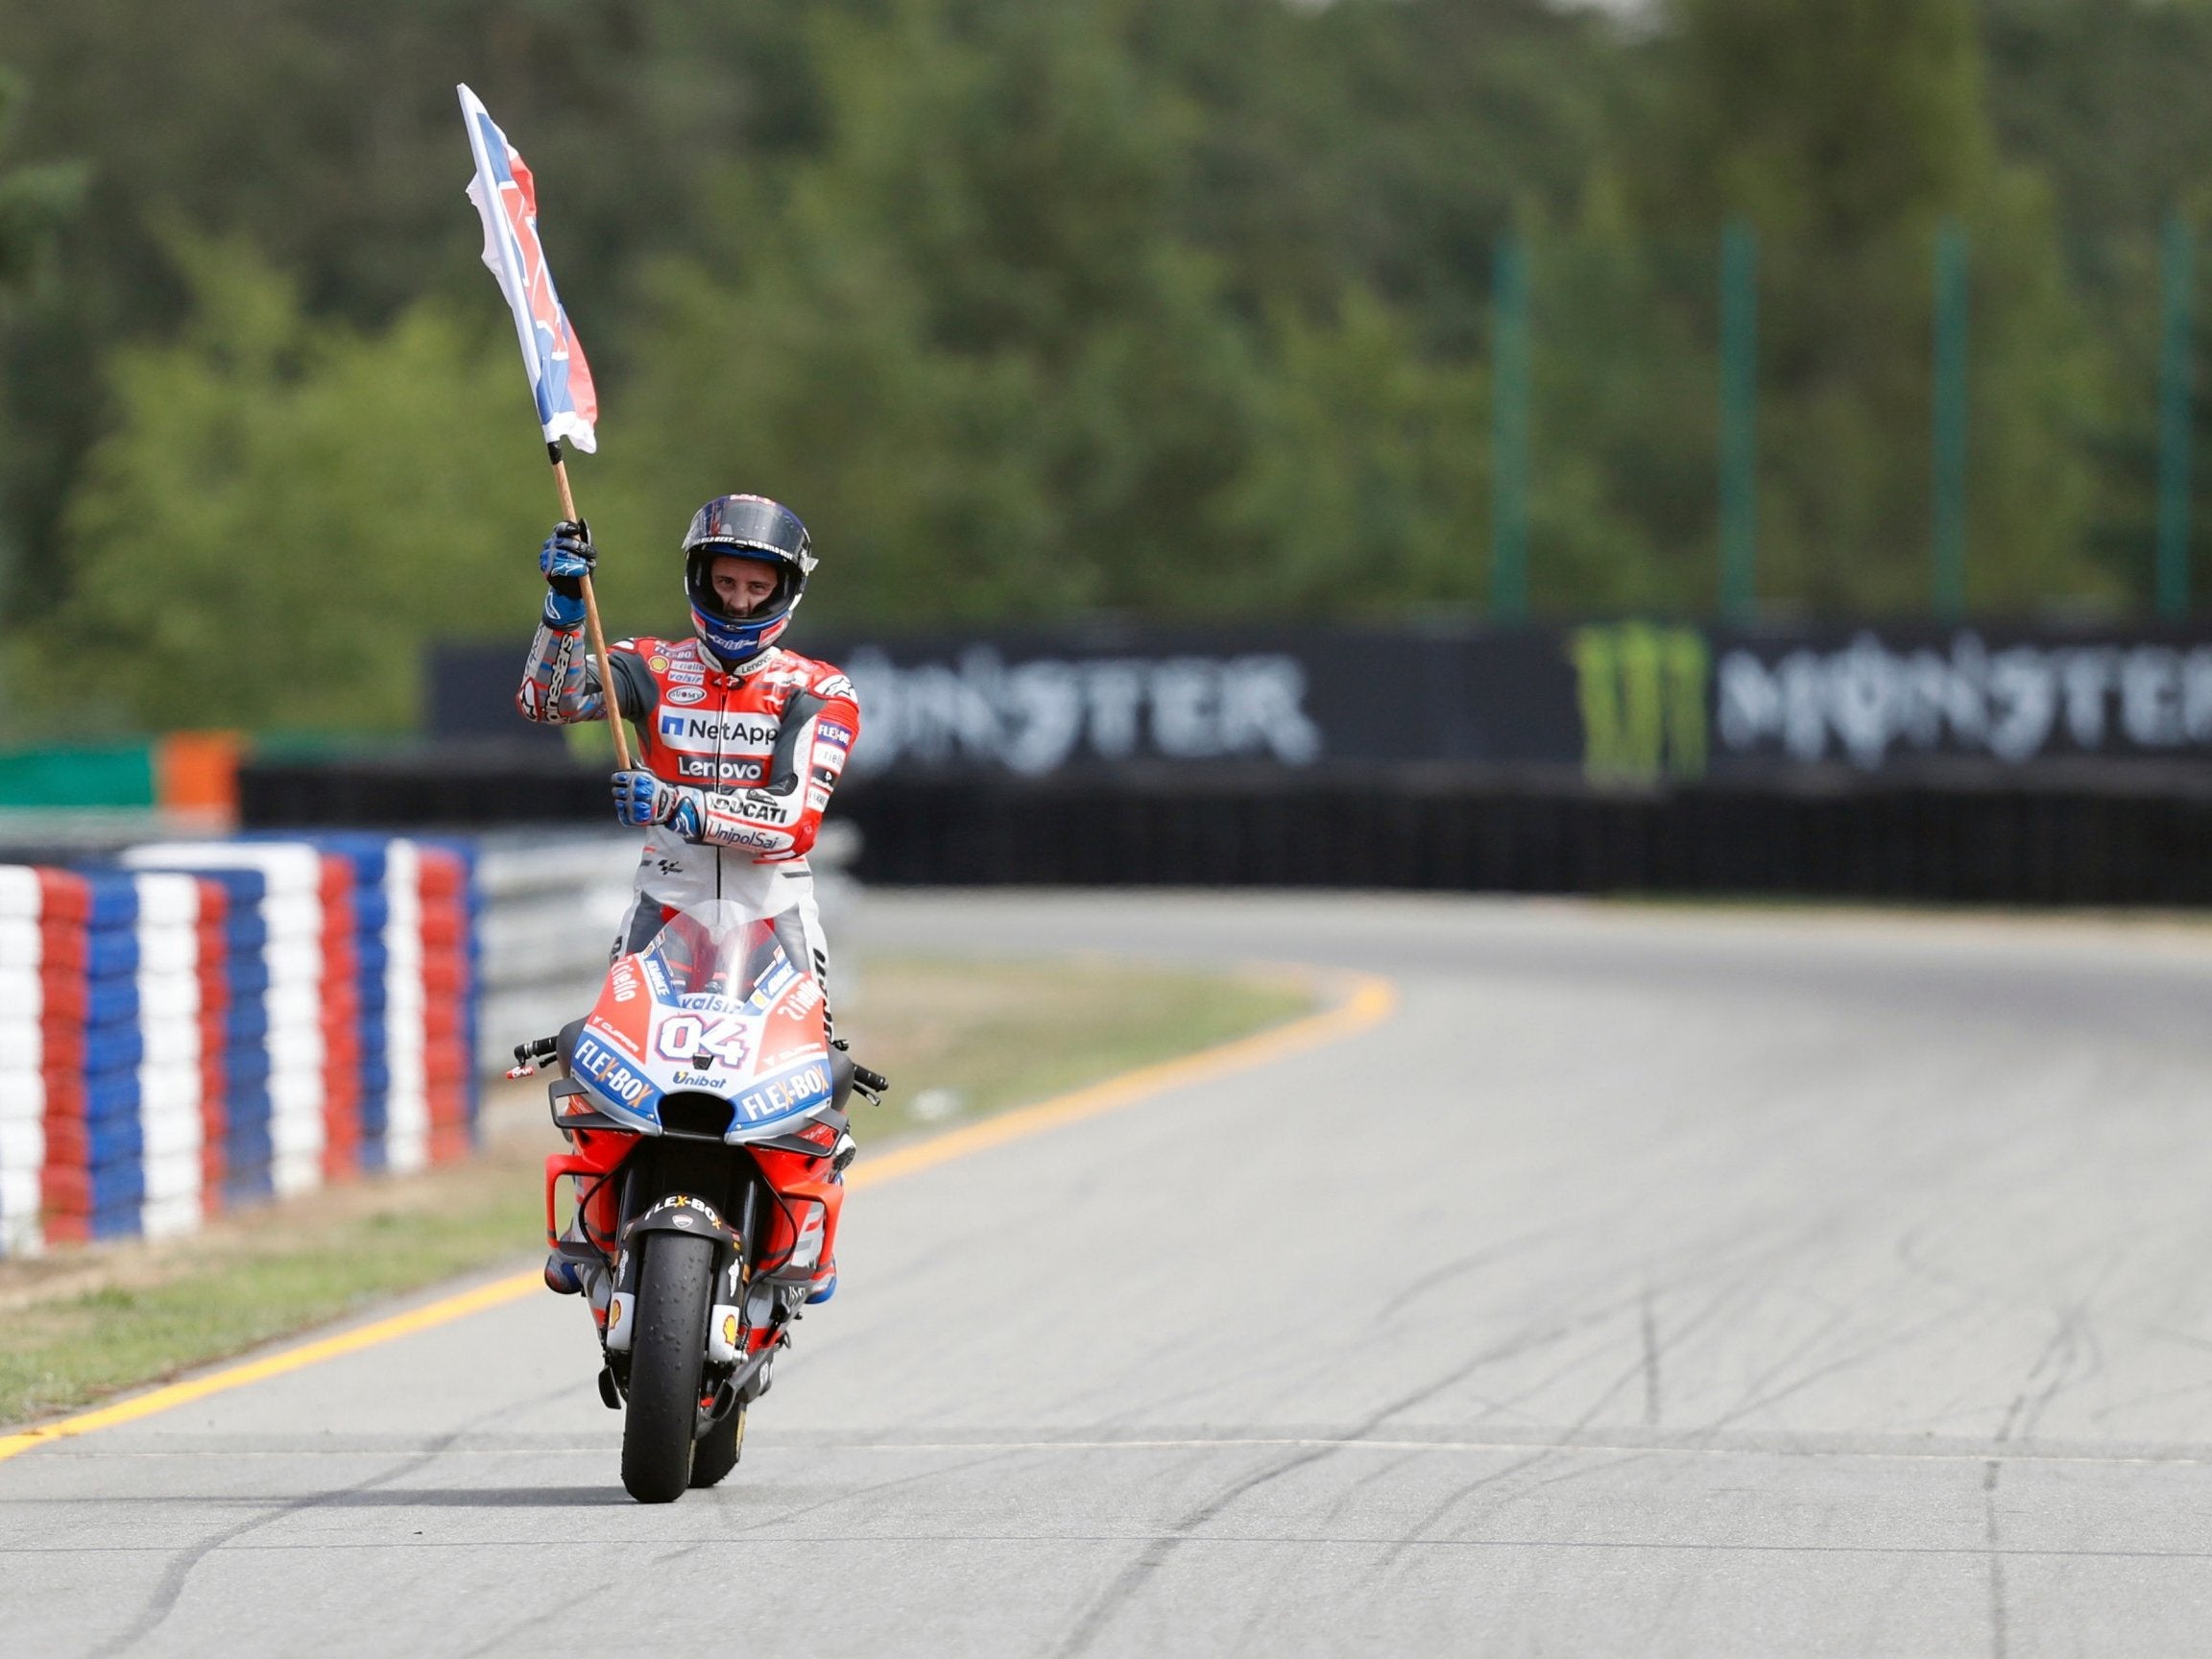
(517, 620, 859, 995)
(518, 616, 862, 1290)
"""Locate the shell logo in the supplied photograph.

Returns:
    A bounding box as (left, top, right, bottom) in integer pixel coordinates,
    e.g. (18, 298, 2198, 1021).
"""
(607, 1302, 623, 1329)
(721, 1312, 739, 1349)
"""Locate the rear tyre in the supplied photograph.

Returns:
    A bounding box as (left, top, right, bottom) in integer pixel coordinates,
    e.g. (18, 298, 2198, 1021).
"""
(620, 1230, 715, 1503)
(689, 1402, 747, 1488)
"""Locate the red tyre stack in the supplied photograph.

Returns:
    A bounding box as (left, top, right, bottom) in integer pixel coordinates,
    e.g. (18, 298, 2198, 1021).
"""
(0, 870, 93, 1250)
(38, 872, 91, 1247)
(195, 878, 228, 1214)
(417, 845, 476, 1165)
(318, 854, 361, 1182)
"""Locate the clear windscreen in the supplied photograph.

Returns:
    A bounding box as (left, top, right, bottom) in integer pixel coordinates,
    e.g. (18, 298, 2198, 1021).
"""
(635, 900, 791, 1007)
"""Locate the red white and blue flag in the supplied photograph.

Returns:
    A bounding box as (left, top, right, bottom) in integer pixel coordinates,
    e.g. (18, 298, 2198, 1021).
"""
(458, 84, 599, 454)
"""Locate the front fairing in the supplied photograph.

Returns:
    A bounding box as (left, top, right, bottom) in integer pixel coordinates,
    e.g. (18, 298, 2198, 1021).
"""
(571, 897, 835, 1139)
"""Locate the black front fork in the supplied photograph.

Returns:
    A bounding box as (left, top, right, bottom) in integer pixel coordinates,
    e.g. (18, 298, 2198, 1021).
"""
(603, 1150, 772, 1407)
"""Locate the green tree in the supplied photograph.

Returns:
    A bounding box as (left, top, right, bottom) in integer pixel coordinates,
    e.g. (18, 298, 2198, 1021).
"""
(1599, 0, 2112, 613)
(1130, 0, 1629, 349)
(0, 0, 825, 625)
(23, 237, 549, 733)
(1984, 0, 2212, 284)
(0, 69, 81, 297)
(0, 64, 85, 618)
(599, 0, 1262, 627)
(1983, 0, 2212, 610)
(7, 0, 2192, 688)
(1216, 288, 1492, 613)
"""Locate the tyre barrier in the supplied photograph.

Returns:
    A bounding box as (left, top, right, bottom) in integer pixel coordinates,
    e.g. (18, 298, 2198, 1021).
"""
(472, 832, 638, 1076)
(0, 835, 480, 1258)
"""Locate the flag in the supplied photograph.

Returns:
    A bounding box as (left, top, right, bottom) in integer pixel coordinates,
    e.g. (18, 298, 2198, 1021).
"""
(458, 83, 599, 454)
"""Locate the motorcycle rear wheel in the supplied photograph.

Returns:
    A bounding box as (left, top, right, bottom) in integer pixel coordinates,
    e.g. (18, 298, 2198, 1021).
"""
(620, 1230, 715, 1503)
(689, 1402, 747, 1488)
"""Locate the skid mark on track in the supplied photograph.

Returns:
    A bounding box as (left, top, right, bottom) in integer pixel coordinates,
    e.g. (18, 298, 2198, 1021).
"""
(1336, 1201, 1976, 1570)
(1307, 1447, 1423, 1534)
(1443, 1239, 1767, 1441)
(1983, 1457, 2009, 1659)
(710, 1446, 1031, 1540)
(780, 1432, 2212, 1468)
(1048, 1440, 1343, 1659)
(1045, 1265, 1715, 1656)
(1978, 1288, 2107, 1659)
(88, 1427, 464, 1657)
(1366, 1223, 1573, 1326)
(82, 1378, 585, 1657)
(23, 1528, 2212, 1561)
(1375, 1350, 1654, 1572)
(450, 1575, 617, 1659)
(0, 1429, 2165, 1476)
(1041, 1305, 1626, 1655)
(1696, 1291, 1989, 1436)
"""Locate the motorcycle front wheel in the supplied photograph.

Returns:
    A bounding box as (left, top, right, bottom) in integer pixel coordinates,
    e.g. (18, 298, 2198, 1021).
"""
(620, 1229, 715, 1503)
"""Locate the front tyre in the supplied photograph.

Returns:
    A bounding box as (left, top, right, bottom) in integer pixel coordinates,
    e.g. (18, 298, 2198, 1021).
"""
(689, 1402, 747, 1488)
(620, 1230, 715, 1503)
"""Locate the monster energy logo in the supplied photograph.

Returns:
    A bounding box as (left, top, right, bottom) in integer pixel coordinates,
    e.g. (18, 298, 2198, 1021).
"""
(1568, 623, 1710, 783)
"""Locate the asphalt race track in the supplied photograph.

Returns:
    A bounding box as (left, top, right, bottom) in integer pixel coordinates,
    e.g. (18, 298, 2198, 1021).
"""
(11, 891, 2212, 1657)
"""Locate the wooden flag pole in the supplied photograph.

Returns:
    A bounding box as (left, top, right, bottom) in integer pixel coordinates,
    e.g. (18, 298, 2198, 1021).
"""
(551, 444, 634, 770)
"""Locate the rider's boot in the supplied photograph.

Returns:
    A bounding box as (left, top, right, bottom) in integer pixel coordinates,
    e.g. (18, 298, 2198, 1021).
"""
(804, 1137, 855, 1305)
(544, 1215, 607, 1299)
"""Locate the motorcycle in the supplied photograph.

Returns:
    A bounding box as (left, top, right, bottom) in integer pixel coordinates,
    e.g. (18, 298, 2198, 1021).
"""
(512, 874, 884, 1503)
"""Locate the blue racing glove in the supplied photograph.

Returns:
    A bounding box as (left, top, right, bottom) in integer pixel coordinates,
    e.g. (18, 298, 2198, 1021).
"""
(611, 768, 669, 827)
(611, 771, 703, 839)
(540, 519, 597, 630)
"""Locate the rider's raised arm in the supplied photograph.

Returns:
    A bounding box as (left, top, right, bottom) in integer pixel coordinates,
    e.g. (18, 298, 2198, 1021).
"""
(516, 519, 654, 725)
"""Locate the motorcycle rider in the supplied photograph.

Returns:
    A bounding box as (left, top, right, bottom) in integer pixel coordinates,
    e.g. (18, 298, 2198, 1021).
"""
(518, 493, 861, 1304)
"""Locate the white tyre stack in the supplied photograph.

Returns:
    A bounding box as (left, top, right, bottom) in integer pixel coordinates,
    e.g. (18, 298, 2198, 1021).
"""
(124, 843, 327, 1199)
(132, 872, 205, 1238)
(0, 867, 48, 1257)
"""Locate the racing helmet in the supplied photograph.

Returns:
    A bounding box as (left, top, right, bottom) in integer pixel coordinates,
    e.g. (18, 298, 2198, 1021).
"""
(681, 493, 816, 666)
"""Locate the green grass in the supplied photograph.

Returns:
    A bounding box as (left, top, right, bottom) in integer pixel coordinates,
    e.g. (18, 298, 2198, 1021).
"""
(0, 954, 1314, 1430)
(840, 953, 1313, 1142)
(0, 1177, 545, 1430)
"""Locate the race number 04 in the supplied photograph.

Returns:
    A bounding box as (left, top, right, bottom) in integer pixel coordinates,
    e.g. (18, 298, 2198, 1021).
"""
(655, 1014, 751, 1065)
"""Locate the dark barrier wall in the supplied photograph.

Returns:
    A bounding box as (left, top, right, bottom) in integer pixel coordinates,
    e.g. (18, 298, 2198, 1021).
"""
(380, 620, 2212, 904)
(437, 619, 2212, 786)
(825, 775, 2212, 905)
(241, 757, 2212, 906)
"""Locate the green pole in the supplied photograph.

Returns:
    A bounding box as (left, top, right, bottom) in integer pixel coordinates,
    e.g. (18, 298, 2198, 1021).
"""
(1931, 221, 1970, 620)
(2158, 214, 2195, 620)
(1490, 235, 1530, 621)
(1719, 220, 1758, 620)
